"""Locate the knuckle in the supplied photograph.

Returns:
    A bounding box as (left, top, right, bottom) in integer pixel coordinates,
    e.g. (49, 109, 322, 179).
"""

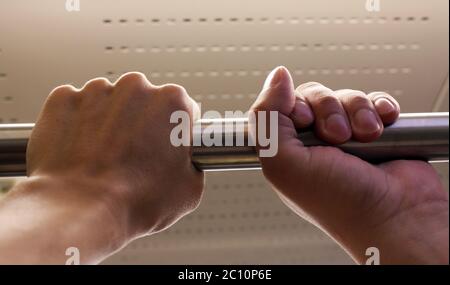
(158, 83, 187, 97)
(158, 84, 190, 109)
(83, 77, 112, 92)
(115, 72, 150, 90)
(47, 85, 80, 104)
(314, 93, 340, 108)
(296, 81, 323, 91)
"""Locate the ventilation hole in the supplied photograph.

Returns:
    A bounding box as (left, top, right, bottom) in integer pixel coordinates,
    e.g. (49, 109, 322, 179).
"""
(214, 17, 223, 23)
(251, 70, 262, 76)
(135, 47, 145, 53)
(0, 73, 6, 79)
(319, 18, 329, 24)
(410, 43, 420, 50)
(349, 68, 359, 75)
(104, 46, 114, 52)
(237, 70, 248, 77)
(299, 43, 309, 51)
(226, 45, 237, 52)
(166, 46, 176, 52)
(181, 46, 192, 53)
(393, 16, 401, 21)
(209, 71, 219, 77)
(363, 17, 373, 24)
(269, 45, 280, 51)
(421, 16, 429, 21)
(229, 17, 238, 22)
(349, 17, 359, 24)
(119, 19, 127, 24)
(304, 17, 314, 24)
(196, 46, 206, 52)
(151, 18, 160, 24)
(388, 68, 398, 74)
(9, 118, 18, 123)
(375, 68, 385, 74)
(183, 18, 192, 23)
(244, 17, 254, 22)
(289, 17, 299, 24)
(341, 44, 351, 51)
(313, 43, 323, 50)
(356, 44, 366, 50)
(103, 19, 112, 24)
(383, 44, 393, 50)
(240, 45, 250, 52)
(0, 118, 3, 123)
(150, 46, 161, 53)
(401, 67, 411, 74)
(335, 69, 345, 75)
(362, 68, 372, 75)
(211, 45, 221, 52)
(198, 18, 207, 22)
(321, 69, 331, 75)
(327, 44, 337, 51)
(4, 96, 12, 102)
(378, 17, 387, 24)
(120, 46, 129, 53)
(106, 71, 115, 76)
(334, 17, 344, 24)
(274, 17, 285, 24)
(135, 18, 144, 24)
(284, 45, 295, 51)
(167, 18, 176, 24)
(260, 17, 269, 23)
(397, 44, 406, 50)
(407, 16, 415, 21)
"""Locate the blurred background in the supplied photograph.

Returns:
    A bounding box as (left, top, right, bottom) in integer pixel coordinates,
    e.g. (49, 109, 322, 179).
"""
(0, 0, 448, 264)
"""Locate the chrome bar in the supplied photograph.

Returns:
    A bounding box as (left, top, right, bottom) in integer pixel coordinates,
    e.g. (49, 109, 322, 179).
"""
(0, 113, 448, 176)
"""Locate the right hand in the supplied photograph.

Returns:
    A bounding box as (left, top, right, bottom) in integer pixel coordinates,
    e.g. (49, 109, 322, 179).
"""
(250, 66, 449, 264)
(27, 72, 204, 242)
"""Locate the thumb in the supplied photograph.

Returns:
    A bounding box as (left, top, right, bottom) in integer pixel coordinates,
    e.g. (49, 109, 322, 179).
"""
(249, 66, 313, 183)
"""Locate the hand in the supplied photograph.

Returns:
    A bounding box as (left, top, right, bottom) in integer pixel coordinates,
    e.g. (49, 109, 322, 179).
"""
(0, 72, 203, 264)
(250, 66, 449, 264)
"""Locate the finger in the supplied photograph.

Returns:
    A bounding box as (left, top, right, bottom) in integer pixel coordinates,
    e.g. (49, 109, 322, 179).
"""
(289, 91, 314, 129)
(297, 82, 351, 144)
(367, 92, 400, 125)
(335, 89, 383, 142)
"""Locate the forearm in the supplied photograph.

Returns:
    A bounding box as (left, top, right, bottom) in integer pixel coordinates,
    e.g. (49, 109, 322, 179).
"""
(0, 176, 128, 264)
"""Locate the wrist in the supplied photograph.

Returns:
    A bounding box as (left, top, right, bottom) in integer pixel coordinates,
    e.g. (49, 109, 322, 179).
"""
(16, 174, 133, 260)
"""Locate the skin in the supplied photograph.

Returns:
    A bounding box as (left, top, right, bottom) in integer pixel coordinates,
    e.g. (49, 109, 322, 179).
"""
(0, 73, 204, 264)
(0, 68, 447, 264)
(250, 66, 449, 264)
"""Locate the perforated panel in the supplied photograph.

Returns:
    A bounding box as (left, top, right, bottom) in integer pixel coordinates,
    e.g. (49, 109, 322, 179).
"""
(0, 0, 448, 264)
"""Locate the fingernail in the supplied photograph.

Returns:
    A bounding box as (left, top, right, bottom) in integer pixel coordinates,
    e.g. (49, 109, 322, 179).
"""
(353, 109, 381, 133)
(325, 113, 350, 139)
(263, 66, 286, 90)
(374, 98, 395, 116)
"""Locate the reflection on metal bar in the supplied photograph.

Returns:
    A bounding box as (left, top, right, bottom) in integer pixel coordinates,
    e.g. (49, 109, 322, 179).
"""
(0, 113, 448, 176)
